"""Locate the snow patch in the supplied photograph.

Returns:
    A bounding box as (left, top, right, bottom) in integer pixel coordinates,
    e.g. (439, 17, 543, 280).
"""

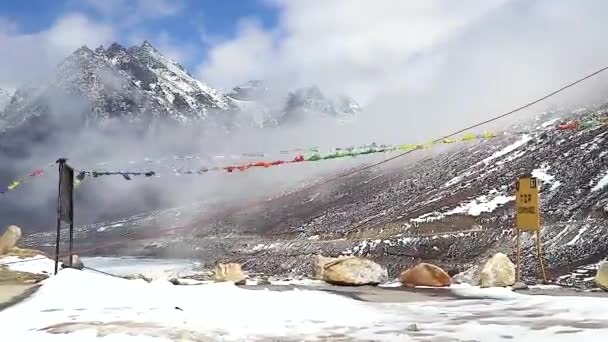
(591, 172, 608, 192)
(480, 135, 531, 165)
(1, 255, 54, 275)
(411, 192, 514, 223)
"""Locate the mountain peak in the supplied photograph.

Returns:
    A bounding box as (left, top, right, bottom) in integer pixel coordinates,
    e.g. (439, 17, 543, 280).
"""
(141, 40, 157, 52)
(74, 45, 94, 56)
(107, 42, 127, 54)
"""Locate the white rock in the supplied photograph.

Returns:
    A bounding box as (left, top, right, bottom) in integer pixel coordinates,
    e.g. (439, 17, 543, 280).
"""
(480, 253, 516, 288)
(0, 225, 22, 255)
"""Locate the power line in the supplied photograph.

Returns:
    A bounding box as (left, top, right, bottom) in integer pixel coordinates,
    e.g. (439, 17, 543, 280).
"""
(308, 64, 608, 188)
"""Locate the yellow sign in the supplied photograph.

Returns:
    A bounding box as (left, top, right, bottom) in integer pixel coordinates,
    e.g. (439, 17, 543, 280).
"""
(515, 176, 540, 231)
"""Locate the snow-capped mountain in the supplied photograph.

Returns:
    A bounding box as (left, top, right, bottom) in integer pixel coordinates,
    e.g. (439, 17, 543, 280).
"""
(227, 80, 361, 127)
(1, 42, 361, 134)
(283, 86, 360, 121)
(0, 88, 10, 112)
(1, 41, 239, 132)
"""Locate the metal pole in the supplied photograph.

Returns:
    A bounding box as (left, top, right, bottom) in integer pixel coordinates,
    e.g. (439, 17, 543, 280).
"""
(54, 159, 65, 275)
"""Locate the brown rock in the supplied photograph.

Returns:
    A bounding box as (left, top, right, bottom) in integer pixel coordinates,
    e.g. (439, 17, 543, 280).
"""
(213, 263, 247, 284)
(399, 263, 452, 287)
(313, 255, 336, 280)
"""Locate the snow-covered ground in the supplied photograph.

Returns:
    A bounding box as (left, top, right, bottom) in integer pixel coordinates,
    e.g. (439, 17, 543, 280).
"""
(2, 268, 608, 341)
(1, 255, 55, 274)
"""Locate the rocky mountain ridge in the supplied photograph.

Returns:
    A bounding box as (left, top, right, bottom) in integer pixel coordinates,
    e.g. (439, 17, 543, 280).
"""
(0, 42, 360, 132)
(227, 80, 360, 127)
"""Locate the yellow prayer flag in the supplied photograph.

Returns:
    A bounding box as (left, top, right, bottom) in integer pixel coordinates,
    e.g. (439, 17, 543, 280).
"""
(461, 133, 476, 141)
(8, 180, 21, 190)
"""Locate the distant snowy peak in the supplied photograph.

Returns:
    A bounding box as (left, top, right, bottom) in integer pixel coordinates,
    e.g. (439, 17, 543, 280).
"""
(227, 81, 361, 126)
(228, 80, 271, 101)
(285, 86, 360, 117)
(0, 88, 10, 112)
(126, 41, 237, 113)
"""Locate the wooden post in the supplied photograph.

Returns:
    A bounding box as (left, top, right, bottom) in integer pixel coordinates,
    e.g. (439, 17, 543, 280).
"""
(535, 230, 548, 283)
(515, 227, 521, 282)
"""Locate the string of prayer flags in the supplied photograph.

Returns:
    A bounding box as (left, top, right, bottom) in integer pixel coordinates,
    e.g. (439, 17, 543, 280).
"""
(0, 162, 54, 195)
(1, 130, 500, 193)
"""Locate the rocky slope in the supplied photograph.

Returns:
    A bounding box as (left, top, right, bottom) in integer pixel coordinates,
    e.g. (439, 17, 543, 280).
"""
(0, 88, 10, 113)
(22, 103, 608, 287)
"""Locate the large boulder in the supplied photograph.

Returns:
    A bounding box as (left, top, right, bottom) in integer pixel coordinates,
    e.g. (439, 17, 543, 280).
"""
(315, 256, 388, 286)
(213, 263, 247, 285)
(0, 225, 22, 255)
(452, 265, 481, 286)
(595, 261, 608, 291)
(400, 263, 452, 287)
(480, 252, 516, 288)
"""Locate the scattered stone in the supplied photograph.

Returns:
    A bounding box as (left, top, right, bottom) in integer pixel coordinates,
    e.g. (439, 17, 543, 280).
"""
(406, 323, 419, 332)
(481, 253, 516, 288)
(315, 255, 388, 286)
(399, 263, 452, 287)
(594, 262, 608, 291)
(169, 278, 180, 285)
(213, 263, 247, 284)
(0, 225, 22, 255)
(257, 277, 272, 285)
(124, 274, 153, 283)
(452, 265, 481, 286)
(61, 255, 84, 270)
(512, 282, 528, 291)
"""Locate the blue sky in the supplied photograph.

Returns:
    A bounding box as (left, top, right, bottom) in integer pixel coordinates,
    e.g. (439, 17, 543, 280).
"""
(0, 0, 279, 70)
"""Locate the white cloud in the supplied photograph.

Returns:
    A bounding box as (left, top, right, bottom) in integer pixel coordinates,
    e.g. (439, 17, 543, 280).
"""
(198, 0, 608, 143)
(80, 0, 183, 21)
(199, 0, 510, 100)
(0, 13, 115, 91)
(46, 14, 115, 53)
(197, 19, 278, 91)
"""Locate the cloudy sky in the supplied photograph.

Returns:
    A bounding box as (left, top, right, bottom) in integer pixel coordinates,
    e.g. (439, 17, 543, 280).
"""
(3, 0, 608, 141)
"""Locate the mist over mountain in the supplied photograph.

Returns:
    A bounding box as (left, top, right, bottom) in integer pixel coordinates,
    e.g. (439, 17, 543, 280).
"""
(0, 41, 361, 233)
